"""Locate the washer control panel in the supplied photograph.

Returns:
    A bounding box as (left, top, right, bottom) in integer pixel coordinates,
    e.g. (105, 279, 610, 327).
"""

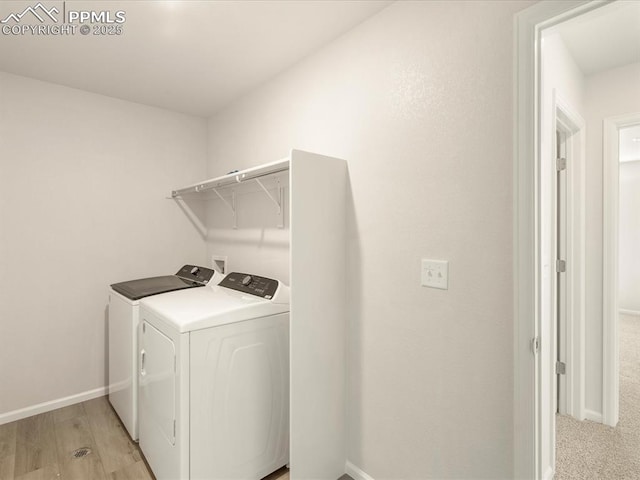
(219, 272, 279, 299)
(175, 265, 215, 285)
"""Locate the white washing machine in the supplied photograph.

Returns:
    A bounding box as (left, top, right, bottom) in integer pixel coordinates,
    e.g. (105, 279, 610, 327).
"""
(138, 272, 290, 480)
(108, 265, 217, 440)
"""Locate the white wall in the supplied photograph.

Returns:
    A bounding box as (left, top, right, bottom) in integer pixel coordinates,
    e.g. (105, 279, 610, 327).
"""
(205, 181, 290, 283)
(583, 62, 640, 414)
(205, 1, 532, 477)
(542, 34, 585, 113)
(619, 160, 640, 313)
(0, 72, 208, 417)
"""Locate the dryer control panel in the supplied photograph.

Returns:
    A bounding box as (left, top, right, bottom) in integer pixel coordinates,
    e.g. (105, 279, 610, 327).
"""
(219, 272, 279, 299)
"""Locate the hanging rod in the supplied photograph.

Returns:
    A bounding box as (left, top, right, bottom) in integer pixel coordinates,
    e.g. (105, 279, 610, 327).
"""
(170, 158, 289, 198)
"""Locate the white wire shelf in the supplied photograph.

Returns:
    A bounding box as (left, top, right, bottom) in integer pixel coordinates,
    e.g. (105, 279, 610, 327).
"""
(170, 158, 290, 198)
(170, 158, 290, 229)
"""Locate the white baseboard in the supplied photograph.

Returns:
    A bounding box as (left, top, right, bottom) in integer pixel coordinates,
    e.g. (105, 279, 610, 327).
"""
(0, 386, 107, 425)
(542, 465, 554, 480)
(619, 309, 640, 317)
(345, 461, 375, 480)
(584, 409, 603, 423)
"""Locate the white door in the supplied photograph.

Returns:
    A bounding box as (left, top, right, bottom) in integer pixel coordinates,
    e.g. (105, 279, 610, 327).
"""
(139, 317, 177, 480)
(190, 313, 289, 480)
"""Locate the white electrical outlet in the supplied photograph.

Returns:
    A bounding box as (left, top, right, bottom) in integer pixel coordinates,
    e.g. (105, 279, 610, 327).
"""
(421, 259, 448, 290)
(211, 255, 227, 274)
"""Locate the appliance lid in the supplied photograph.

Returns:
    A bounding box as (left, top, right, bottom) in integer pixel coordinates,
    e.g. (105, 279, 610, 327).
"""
(110, 265, 215, 301)
(110, 275, 195, 301)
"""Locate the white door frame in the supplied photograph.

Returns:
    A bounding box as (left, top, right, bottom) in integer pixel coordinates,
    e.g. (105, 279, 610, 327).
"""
(553, 93, 586, 421)
(513, 1, 605, 478)
(602, 112, 640, 427)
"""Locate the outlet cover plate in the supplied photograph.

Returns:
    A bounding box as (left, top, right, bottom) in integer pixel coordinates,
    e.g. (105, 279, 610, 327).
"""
(211, 255, 227, 274)
(421, 259, 448, 290)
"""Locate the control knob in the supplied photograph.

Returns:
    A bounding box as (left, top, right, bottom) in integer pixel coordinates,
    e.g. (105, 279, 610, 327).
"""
(241, 275, 253, 286)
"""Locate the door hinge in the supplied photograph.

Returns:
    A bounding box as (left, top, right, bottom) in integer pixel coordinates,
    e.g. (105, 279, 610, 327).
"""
(556, 157, 567, 171)
(532, 336, 540, 355)
(173, 420, 176, 438)
(556, 259, 566, 273)
(556, 361, 566, 375)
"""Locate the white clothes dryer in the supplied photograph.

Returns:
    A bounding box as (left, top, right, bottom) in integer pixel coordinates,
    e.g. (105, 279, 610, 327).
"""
(138, 272, 290, 480)
(108, 265, 217, 440)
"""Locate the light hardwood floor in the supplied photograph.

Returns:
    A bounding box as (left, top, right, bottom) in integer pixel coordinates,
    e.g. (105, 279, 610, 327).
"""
(0, 396, 290, 480)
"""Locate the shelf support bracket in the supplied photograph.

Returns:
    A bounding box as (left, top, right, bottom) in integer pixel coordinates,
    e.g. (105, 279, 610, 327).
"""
(255, 178, 284, 228)
(212, 188, 237, 229)
(171, 197, 207, 239)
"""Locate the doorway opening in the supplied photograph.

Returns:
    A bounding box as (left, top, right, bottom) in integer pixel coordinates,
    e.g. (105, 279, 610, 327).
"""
(514, 0, 640, 478)
(603, 115, 640, 427)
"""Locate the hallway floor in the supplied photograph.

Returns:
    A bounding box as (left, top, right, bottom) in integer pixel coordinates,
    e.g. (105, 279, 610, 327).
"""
(555, 313, 640, 479)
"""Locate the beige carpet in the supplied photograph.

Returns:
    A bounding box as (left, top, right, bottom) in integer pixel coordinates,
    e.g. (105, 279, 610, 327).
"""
(555, 313, 640, 479)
